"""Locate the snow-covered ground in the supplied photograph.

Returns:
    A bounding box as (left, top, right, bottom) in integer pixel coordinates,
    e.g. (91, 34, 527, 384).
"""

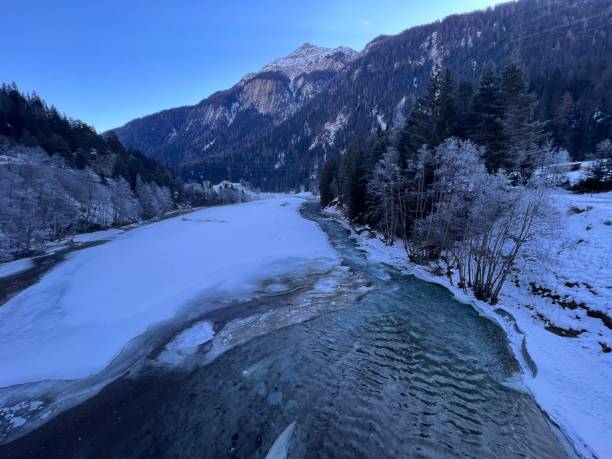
(0, 195, 336, 388)
(328, 190, 612, 459)
(539, 158, 610, 185)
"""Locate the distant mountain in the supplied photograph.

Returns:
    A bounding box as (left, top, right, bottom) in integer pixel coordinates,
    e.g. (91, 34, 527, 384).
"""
(113, 43, 358, 170)
(115, 0, 612, 190)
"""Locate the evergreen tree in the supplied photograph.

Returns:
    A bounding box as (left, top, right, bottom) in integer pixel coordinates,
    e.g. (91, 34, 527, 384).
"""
(319, 153, 339, 208)
(340, 140, 368, 221)
(554, 91, 579, 154)
(593, 139, 612, 160)
(365, 126, 389, 173)
(455, 81, 475, 139)
(398, 68, 443, 164)
(0, 84, 180, 198)
(471, 63, 504, 171)
(437, 69, 457, 141)
(499, 63, 547, 175)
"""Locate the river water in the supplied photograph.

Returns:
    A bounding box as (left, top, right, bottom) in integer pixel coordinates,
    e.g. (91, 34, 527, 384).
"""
(0, 201, 573, 458)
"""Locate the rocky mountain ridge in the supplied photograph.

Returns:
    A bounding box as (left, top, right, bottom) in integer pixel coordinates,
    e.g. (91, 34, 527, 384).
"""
(113, 44, 358, 168)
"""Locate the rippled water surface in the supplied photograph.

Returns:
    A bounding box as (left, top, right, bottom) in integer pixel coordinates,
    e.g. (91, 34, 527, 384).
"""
(0, 202, 571, 458)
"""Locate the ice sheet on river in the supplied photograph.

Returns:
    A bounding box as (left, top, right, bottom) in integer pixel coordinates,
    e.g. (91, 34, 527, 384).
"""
(0, 196, 337, 388)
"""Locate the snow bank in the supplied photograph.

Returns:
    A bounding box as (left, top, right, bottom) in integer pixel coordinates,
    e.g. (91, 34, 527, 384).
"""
(0, 196, 336, 387)
(0, 259, 33, 279)
(327, 190, 612, 458)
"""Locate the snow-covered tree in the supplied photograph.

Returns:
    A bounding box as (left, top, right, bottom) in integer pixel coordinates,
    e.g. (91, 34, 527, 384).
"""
(136, 175, 161, 219)
(368, 149, 405, 243)
(537, 141, 570, 167)
(467, 180, 555, 303)
(109, 177, 141, 224)
(153, 184, 174, 214)
(410, 138, 487, 261)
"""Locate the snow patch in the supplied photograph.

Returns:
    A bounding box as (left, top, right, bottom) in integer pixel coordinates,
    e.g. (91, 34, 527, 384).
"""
(203, 138, 216, 151)
(322, 111, 349, 147)
(274, 153, 286, 170)
(70, 228, 125, 244)
(538, 159, 609, 186)
(429, 31, 443, 71)
(0, 400, 44, 432)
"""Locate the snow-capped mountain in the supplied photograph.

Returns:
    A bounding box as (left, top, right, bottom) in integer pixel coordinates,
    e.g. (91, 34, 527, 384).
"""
(232, 43, 357, 122)
(260, 43, 358, 81)
(113, 43, 358, 167)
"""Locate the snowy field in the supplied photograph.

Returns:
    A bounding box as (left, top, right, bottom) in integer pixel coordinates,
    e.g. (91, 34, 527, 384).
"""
(330, 190, 612, 459)
(0, 195, 336, 388)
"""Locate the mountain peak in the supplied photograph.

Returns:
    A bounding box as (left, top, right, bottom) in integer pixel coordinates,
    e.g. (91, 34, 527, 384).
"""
(260, 43, 358, 81)
(296, 42, 317, 51)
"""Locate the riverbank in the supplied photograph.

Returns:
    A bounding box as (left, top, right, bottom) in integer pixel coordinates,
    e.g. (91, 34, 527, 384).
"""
(324, 189, 612, 459)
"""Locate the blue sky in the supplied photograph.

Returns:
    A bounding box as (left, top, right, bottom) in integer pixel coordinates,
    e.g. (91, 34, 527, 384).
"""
(2, 0, 503, 131)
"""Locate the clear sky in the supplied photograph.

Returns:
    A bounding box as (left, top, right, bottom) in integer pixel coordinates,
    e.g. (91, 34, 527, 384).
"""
(2, 0, 504, 132)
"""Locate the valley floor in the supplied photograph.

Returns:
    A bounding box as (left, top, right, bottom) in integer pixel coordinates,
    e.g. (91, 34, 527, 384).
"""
(329, 190, 612, 458)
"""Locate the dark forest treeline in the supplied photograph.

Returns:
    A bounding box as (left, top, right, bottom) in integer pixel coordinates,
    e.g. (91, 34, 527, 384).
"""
(321, 64, 611, 304)
(0, 83, 178, 192)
